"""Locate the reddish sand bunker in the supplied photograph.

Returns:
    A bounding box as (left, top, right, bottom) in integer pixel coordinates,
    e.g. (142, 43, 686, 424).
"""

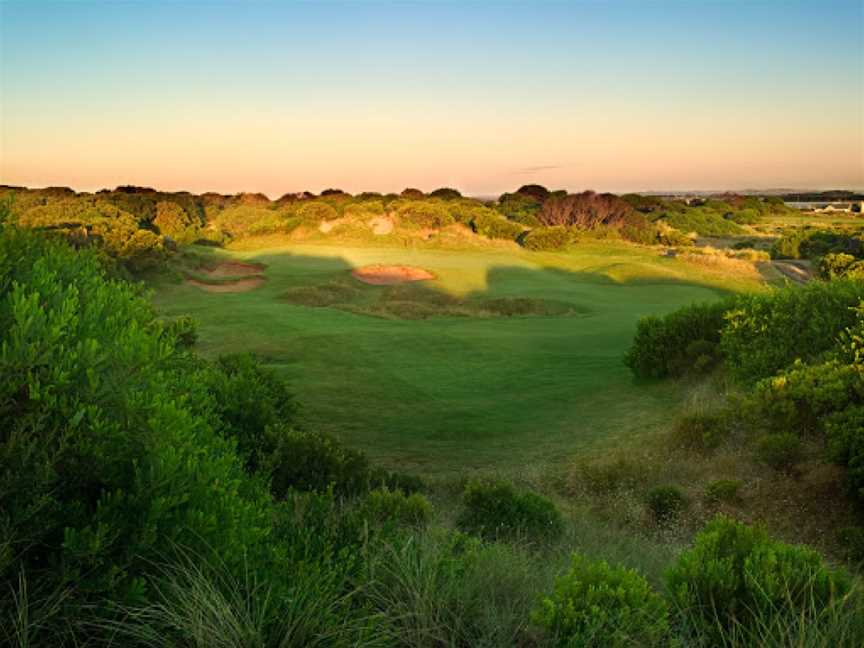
(351, 264, 435, 285)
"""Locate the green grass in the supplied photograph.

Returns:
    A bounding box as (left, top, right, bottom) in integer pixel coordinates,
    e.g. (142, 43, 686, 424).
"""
(153, 240, 763, 476)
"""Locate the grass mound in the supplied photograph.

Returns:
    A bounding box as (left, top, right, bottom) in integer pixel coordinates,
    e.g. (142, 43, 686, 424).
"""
(281, 282, 360, 307)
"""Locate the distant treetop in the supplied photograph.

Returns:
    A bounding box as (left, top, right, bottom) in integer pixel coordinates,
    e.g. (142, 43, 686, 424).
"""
(516, 184, 551, 202)
(401, 188, 425, 199)
(430, 187, 462, 200)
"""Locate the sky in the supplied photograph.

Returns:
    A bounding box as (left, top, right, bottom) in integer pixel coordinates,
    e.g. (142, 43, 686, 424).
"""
(1, 0, 862, 197)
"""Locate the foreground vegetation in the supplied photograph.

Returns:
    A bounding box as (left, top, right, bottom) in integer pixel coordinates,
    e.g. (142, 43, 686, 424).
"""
(2, 187, 864, 646)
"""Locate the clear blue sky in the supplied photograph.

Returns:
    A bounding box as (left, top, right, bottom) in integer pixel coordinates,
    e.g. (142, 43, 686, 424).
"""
(1, 0, 862, 195)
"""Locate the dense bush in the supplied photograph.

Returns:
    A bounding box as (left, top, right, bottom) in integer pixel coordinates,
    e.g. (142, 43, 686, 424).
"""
(624, 299, 731, 379)
(496, 192, 543, 226)
(199, 353, 298, 471)
(153, 200, 202, 244)
(0, 224, 274, 621)
(294, 201, 339, 222)
(395, 200, 454, 228)
(532, 553, 669, 647)
(457, 479, 563, 541)
(667, 516, 853, 643)
(265, 427, 371, 498)
(519, 226, 571, 251)
(661, 206, 744, 236)
(429, 187, 462, 200)
(721, 279, 864, 383)
(820, 252, 858, 279)
(539, 191, 635, 230)
(470, 210, 526, 240)
(646, 485, 688, 524)
(358, 487, 432, 527)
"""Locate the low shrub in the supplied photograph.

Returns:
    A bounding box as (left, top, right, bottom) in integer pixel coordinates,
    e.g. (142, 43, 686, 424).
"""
(820, 252, 857, 279)
(358, 488, 432, 527)
(670, 411, 729, 452)
(159, 314, 198, 349)
(624, 299, 731, 379)
(532, 553, 669, 647)
(704, 479, 743, 504)
(201, 353, 298, 472)
(756, 432, 803, 471)
(646, 485, 688, 524)
(395, 201, 454, 228)
(294, 201, 339, 222)
(721, 279, 864, 383)
(470, 210, 526, 240)
(265, 427, 371, 498)
(667, 515, 853, 644)
(519, 226, 571, 251)
(457, 479, 563, 542)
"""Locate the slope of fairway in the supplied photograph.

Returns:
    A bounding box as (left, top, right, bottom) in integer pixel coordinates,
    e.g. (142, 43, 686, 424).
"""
(153, 242, 761, 475)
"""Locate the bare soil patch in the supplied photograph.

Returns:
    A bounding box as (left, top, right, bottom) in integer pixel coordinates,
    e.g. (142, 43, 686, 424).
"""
(351, 264, 436, 285)
(186, 277, 266, 293)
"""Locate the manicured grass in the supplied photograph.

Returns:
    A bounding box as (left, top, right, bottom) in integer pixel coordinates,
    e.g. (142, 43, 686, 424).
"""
(153, 240, 760, 476)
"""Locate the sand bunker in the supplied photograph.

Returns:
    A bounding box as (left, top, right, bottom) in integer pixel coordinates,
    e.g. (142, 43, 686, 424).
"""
(186, 277, 265, 293)
(368, 216, 394, 235)
(200, 261, 266, 278)
(187, 260, 266, 292)
(351, 264, 435, 285)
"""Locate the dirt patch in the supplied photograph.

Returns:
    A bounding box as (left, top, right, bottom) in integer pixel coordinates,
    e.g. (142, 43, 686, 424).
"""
(368, 216, 394, 235)
(186, 277, 265, 293)
(351, 264, 436, 285)
(200, 261, 265, 278)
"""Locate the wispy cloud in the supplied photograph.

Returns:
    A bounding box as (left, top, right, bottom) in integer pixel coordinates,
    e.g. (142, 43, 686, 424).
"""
(513, 164, 565, 175)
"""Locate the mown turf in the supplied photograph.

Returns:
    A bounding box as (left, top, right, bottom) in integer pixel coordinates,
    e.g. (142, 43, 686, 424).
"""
(153, 241, 764, 476)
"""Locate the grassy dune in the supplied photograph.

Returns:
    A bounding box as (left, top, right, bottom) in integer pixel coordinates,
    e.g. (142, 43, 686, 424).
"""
(154, 240, 767, 476)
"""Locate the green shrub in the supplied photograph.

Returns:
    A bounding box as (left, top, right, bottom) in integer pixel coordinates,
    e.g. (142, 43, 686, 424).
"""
(726, 208, 760, 225)
(457, 479, 563, 541)
(496, 192, 543, 225)
(395, 201, 454, 228)
(646, 485, 688, 524)
(756, 432, 804, 471)
(295, 201, 339, 222)
(624, 299, 731, 379)
(667, 515, 853, 643)
(519, 226, 571, 251)
(470, 210, 526, 240)
(265, 427, 370, 498)
(820, 252, 857, 279)
(429, 187, 461, 200)
(0, 225, 273, 610)
(721, 279, 864, 383)
(200, 353, 297, 472)
(358, 488, 432, 527)
(670, 411, 729, 452)
(532, 553, 669, 647)
(662, 206, 744, 236)
(159, 314, 198, 349)
(704, 479, 743, 504)
(153, 200, 202, 244)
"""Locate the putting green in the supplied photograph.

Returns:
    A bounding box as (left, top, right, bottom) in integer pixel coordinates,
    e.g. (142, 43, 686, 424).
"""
(153, 241, 754, 475)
